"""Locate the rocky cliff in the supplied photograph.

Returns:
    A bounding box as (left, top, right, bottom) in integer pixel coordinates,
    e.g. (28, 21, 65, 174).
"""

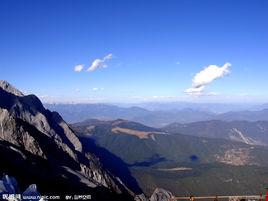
(0, 80, 134, 201)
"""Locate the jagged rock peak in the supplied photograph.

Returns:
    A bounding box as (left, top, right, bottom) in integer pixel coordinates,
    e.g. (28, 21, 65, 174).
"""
(149, 188, 174, 201)
(0, 175, 40, 197)
(134, 188, 175, 201)
(0, 80, 24, 96)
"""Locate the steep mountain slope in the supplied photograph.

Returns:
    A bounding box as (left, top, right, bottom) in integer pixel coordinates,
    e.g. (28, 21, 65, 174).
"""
(164, 120, 268, 146)
(72, 119, 268, 196)
(0, 80, 134, 201)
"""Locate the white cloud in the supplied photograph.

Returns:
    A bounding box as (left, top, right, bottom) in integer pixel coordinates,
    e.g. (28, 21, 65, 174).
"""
(92, 87, 104, 91)
(152, 95, 176, 99)
(74, 64, 84, 72)
(193, 62, 231, 88)
(38, 94, 49, 98)
(185, 86, 205, 95)
(185, 62, 231, 95)
(103, 53, 113, 60)
(184, 87, 219, 96)
(206, 92, 220, 96)
(87, 53, 113, 72)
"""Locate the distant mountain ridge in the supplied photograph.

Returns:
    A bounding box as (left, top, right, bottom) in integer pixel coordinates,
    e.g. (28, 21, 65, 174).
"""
(164, 120, 268, 146)
(217, 109, 268, 122)
(129, 102, 257, 113)
(45, 103, 215, 127)
(45, 103, 268, 127)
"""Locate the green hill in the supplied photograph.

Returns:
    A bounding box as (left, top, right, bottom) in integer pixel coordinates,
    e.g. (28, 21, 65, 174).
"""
(72, 119, 268, 196)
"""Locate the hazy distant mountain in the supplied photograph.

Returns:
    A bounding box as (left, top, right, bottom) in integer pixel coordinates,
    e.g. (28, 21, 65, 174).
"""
(45, 103, 149, 122)
(46, 103, 268, 127)
(164, 120, 268, 146)
(45, 104, 215, 127)
(72, 119, 268, 196)
(131, 108, 215, 127)
(131, 102, 256, 113)
(0, 80, 134, 201)
(217, 109, 268, 122)
(249, 103, 268, 111)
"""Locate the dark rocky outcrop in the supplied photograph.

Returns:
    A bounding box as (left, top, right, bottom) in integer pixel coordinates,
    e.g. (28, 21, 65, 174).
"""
(134, 188, 174, 201)
(149, 188, 174, 201)
(0, 175, 40, 200)
(0, 80, 134, 201)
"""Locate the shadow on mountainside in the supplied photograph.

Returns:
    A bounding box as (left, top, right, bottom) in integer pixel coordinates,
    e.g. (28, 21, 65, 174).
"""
(79, 136, 143, 194)
(0, 139, 133, 201)
(128, 154, 167, 167)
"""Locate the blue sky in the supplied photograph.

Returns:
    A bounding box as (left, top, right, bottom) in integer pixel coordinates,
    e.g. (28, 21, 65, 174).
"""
(0, 0, 268, 103)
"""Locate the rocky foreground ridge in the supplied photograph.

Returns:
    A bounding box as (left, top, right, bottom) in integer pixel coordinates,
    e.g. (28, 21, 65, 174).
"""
(0, 80, 133, 200)
(0, 80, 173, 201)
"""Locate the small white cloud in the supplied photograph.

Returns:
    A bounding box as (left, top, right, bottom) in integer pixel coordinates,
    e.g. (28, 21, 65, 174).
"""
(176, 61, 180, 65)
(87, 53, 113, 72)
(92, 87, 104, 91)
(185, 86, 205, 95)
(184, 87, 219, 96)
(185, 62, 231, 96)
(39, 94, 49, 98)
(152, 95, 176, 99)
(206, 92, 219, 96)
(75, 88, 81, 92)
(37, 94, 55, 102)
(74, 64, 84, 72)
(103, 53, 113, 60)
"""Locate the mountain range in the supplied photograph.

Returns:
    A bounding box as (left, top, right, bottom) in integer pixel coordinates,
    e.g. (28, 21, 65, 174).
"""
(71, 118, 268, 196)
(2, 80, 268, 199)
(46, 103, 268, 127)
(164, 120, 268, 146)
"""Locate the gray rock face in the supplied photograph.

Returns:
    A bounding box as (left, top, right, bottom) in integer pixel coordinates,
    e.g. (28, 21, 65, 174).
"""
(22, 184, 40, 199)
(134, 194, 148, 201)
(0, 83, 82, 159)
(0, 175, 40, 201)
(134, 189, 175, 201)
(0, 80, 24, 97)
(0, 175, 19, 194)
(0, 81, 133, 200)
(149, 188, 174, 201)
(0, 108, 45, 158)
